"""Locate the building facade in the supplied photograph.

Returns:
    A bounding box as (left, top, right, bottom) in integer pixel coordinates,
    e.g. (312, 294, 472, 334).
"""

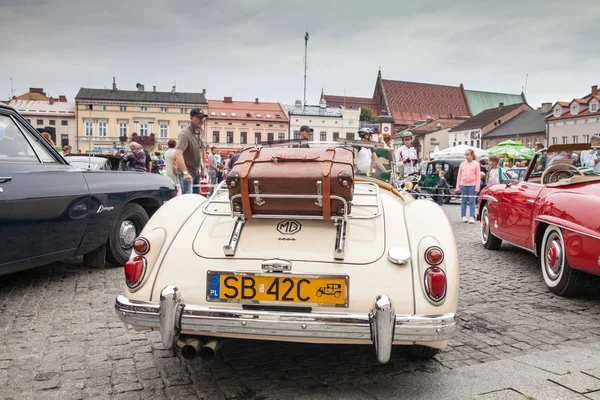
(449, 103, 532, 148)
(75, 81, 207, 153)
(206, 97, 288, 151)
(284, 100, 360, 142)
(481, 105, 550, 149)
(547, 85, 600, 146)
(8, 88, 76, 149)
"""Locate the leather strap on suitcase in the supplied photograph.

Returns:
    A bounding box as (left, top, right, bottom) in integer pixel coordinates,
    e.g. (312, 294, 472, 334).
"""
(239, 147, 261, 219)
(322, 148, 335, 221)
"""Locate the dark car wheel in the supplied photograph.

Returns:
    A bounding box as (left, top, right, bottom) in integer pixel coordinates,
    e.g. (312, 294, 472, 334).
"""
(481, 204, 502, 250)
(540, 225, 582, 296)
(106, 203, 149, 266)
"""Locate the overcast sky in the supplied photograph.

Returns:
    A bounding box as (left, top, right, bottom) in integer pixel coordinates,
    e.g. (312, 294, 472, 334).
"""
(1, 0, 599, 109)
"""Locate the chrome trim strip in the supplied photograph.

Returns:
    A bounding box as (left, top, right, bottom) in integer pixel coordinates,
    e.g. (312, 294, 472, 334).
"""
(534, 219, 600, 241)
(115, 294, 456, 343)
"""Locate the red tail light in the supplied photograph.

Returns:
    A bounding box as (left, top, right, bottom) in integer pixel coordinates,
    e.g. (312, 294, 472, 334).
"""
(425, 267, 446, 302)
(133, 238, 150, 255)
(425, 246, 444, 265)
(124, 256, 146, 289)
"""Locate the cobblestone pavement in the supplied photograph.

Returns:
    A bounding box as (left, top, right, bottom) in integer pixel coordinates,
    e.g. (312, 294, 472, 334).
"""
(1, 203, 600, 399)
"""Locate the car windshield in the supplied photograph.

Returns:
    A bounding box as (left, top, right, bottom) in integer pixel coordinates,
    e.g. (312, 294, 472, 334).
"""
(529, 149, 600, 180)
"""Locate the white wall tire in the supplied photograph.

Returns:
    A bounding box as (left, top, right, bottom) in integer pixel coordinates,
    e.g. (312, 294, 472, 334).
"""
(540, 225, 582, 296)
(481, 205, 502, 250)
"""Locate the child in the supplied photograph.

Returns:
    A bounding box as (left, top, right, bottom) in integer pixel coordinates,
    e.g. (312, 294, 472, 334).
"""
(486, 155, 504, 185)
(479, 172, 486, 190)
(435, 170, 448, 206)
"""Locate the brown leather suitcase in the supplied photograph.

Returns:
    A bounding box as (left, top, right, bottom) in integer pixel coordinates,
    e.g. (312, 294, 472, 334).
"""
(226, 147, 354, 220)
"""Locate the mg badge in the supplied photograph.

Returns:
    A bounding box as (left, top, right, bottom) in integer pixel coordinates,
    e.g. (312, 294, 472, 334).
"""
(277, 220, 302, 235)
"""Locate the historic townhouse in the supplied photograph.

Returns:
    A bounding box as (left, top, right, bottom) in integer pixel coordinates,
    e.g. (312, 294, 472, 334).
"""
(547, 85, 600, 146)
(75, 80, 207, 153)
(206, 97, 288, 151)
(283, 99, 360, 142)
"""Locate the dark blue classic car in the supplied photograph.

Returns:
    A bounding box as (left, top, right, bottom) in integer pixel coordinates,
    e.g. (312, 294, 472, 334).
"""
(0, 105, 176, 275)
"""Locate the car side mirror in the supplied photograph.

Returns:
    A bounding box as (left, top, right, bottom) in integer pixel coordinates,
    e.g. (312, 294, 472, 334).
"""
(505, 179, 515, 187)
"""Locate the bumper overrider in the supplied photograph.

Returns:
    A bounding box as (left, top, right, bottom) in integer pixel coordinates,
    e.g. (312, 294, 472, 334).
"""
(115, 286, 456, 364)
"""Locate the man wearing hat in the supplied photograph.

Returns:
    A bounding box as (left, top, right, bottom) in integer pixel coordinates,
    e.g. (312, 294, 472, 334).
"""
(175, 108, 206, 194)
(296, 125, 312, 148)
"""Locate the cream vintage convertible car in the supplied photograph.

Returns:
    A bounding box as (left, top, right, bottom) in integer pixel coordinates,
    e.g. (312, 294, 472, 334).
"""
(114, 141, 458, 364)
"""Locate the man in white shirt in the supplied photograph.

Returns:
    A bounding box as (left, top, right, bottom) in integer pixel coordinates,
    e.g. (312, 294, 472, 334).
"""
(355, 129, 375, 175)
(394, 131, 418, 176)
(581, 135, 600, 173)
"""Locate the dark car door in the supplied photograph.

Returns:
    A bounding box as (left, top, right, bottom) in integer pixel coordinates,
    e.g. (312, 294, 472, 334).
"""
(0, 111, 90, 274)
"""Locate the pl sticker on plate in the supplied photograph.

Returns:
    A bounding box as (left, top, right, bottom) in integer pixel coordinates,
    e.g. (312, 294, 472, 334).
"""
(209, 273, 220, 299)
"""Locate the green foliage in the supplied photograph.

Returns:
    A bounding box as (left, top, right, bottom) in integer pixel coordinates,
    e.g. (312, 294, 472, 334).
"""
(360, 108, 374, 122)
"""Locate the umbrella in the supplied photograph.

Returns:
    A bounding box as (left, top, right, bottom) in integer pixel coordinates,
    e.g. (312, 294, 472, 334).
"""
(431, 144, 485, 159)
(482, 140, 535, 160)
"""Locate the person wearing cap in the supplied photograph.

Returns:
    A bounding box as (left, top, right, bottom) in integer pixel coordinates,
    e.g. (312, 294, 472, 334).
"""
(175, 108, 206, 194)
(295, 125, 312, 148)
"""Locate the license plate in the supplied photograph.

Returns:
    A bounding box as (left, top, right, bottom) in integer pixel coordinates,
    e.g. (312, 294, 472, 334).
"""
(207, 271, 348, 307)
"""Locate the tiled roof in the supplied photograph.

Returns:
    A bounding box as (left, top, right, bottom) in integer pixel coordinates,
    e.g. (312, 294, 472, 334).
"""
(449, 103, 528, 132)
(463, 89, 525, 116)
(554, 101, 570, 107)
(322, 95, 377, 110)
(208, 100, 288, 122)
(411, 118, 466, 134)
(547, 108, 600, 121)
(572, 98, 590, 104)
(8, 99, 75, 116)
(381, 80, 469, 125)
(283, 104, 342, 118)
(76, 88, 207, 104)
(482, 109, 547, 139)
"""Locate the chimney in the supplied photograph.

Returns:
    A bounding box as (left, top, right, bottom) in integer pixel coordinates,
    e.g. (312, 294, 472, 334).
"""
(112, 76, 117, 90)
(58, 95, 67, 102)
(49, 97, 55, 105)
(498, 102, 504, 111)
(224, 96, 233, 103)
(136, 83, 144, 92)
(255, 98, 259, 104)
(171, 85, 176, 94)
(153, 85, 156, 92)
(30, 88, 45, 95)
(592, 85, 598, 96)
(541, 102, 552, 113)
(202, 89, 206, 95)
(295, 100, 302, 109)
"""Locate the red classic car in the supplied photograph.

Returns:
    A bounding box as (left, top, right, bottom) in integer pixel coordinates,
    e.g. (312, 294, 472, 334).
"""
(478, 143, 600, 296)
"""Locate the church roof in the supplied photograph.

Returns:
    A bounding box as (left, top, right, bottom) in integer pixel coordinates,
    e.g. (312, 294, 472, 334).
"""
(463, 89, 526, 116)
(322, 95, 377, 110)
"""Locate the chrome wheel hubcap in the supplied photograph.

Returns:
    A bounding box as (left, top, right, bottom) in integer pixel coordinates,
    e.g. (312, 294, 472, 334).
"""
(119, 221, 137, 249)
(481, 210, 489, 243)
(545, 235, 563, 281)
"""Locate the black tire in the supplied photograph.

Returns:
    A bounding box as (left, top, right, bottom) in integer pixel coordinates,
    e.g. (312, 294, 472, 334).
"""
(480, 204, 502, 250)
(402, 345, 439, 359)
(106, 203, 149, 266)
(540, 225, 583, 296)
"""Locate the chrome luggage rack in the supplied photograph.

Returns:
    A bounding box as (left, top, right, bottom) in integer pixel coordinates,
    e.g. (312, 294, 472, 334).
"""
(202, 181, 382, 260)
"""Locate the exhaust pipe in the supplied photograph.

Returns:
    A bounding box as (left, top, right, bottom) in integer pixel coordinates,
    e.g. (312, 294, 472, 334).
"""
(176, 336, 203, 360)
(199, 339, 224, 362)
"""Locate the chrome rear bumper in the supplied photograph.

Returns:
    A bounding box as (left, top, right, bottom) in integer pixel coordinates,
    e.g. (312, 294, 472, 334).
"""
(115, 286, 456, 364)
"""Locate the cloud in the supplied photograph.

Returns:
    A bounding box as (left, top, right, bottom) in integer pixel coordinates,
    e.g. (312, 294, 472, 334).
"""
(1, 0, 598, 109)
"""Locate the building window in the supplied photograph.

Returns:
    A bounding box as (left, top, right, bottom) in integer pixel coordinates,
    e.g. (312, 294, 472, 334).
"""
(139, 123, 148, 136)
(61, 120, 68, 126)
(159, 123, 168, 138)
(246, 113, 252, 118)
(266, 114, 271, 118)
(552, 137, 557, 145)
(320, 131, 327, 141)
(333, 132, 339, 141)
(231, 112, 237, 117)
(572, 135, 578, 144)
(497, 120, 501, 125)
(583, 134, 590, 143)
(49, 120, 55, 126)
(220, 112, 226, 117)
(571, 104, 578, 115)
(210, 112, 216, 116)
(227, 131, 233, 144)
(240, 132, 247, 144)
(591, 103, 598, 112)
(256, 114, 262, 118)
(212, 131, 220, 143)
(293, 131, 300, 139)
(267, 132, 274, 142)
(526, 138, 532, 148)
(85, 104, 93, 110)
(347, 132, 355, 140)
(98, 121, 107, 137)
(120, 106, 127, 112)
(278, 133, 285, 141)
(254, 132, 261, 144)
(554, 108, 561, 117)
(61, 134, 69, 146)
(275, 114, 281, 119)
(37, 119, 43, 125)
(309, 132, 314, 141)
(99, 105, 106, 111)
(119, 122, 128, 137)
(180, 108, 187, 114)
(85, 120, 93, 136)
(562, 136, 568, 144)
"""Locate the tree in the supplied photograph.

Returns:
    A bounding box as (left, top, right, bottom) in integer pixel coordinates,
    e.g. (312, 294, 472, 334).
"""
(360, 107, 374, 122)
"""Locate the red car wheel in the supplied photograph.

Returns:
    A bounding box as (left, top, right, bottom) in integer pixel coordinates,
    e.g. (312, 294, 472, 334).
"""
(540, 225, 582, 296)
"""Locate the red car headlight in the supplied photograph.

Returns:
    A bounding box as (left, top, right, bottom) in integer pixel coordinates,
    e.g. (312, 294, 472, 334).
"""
(124, 256, 147, 289)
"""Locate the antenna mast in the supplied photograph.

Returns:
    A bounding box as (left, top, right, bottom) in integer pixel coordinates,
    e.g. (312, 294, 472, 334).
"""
(523, 73, 529, 96)
(303, 32, 309, 110)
